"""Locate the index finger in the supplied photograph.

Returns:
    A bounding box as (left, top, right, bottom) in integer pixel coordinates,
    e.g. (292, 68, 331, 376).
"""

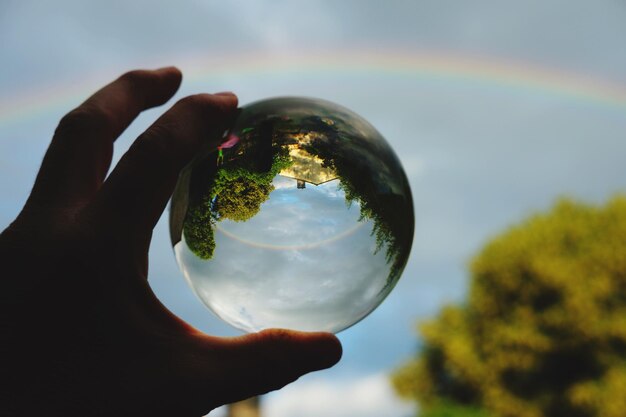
(27, 67, 182, 208)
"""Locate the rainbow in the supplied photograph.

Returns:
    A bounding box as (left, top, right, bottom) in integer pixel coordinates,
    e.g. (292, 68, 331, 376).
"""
(214, 214, 368, 251)
(1, 48, 625, 127)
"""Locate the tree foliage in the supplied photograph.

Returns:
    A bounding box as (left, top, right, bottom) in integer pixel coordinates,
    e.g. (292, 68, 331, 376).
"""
(393, 196, 626, 417)
(212, 153, 291, 222)
(182, 145, 292, 260)
(183, 193, 216, 259)
(211, 168, 273, 222)
(299, 116, 414, 286)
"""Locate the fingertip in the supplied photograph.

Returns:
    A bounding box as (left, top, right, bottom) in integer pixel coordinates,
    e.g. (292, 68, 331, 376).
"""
(307, 331, 343, 369)
(155, 65, 182, 77)
(255, 328, 343, 370)
(213, 91, 239, 107)
(156, 65, 181, 72)
(116, 67, 183, 108)
(157, 66, 183, 93)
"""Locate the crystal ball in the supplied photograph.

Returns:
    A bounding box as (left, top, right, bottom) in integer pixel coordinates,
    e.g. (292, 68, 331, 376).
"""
(169, 97, 414, 333)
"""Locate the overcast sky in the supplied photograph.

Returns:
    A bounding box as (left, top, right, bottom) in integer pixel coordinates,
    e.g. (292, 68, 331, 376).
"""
(1, 1, 626, 416)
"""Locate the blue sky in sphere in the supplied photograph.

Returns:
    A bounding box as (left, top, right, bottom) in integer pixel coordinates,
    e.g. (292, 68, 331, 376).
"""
(1, 1, 626, 416)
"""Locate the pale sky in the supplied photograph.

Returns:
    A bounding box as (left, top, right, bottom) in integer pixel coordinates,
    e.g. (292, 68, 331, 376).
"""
(1, 1, 626, 416)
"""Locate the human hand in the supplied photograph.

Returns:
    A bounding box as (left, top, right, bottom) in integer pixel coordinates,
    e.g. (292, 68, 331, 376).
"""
(0, 67, 341, 416)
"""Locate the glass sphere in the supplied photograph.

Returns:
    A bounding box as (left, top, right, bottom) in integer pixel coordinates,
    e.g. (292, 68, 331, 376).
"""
(170, 97, 414, 333)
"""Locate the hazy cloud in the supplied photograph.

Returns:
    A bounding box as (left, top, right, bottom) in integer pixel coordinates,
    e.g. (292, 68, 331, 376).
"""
(263, 373, 413, 417)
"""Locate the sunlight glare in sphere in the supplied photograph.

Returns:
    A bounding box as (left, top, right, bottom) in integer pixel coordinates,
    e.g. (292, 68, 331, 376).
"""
(169, 97, 414, 333)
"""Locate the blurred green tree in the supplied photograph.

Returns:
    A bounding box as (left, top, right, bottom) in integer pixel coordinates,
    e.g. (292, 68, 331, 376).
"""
(393, 196, 626, 417)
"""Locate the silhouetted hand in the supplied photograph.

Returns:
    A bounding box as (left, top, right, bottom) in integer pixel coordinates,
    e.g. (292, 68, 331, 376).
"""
(0, 67, 342, 417)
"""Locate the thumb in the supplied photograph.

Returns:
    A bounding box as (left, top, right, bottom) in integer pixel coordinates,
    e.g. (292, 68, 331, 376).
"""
(192, 329, 342, 408)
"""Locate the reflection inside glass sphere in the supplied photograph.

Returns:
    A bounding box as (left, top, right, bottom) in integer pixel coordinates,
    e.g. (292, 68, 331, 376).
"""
(170, 97, 414, 333)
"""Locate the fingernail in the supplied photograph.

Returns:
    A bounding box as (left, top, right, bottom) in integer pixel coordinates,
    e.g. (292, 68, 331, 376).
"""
(155, 66, 180, 73)
(306, 334, 343, 369)
(215, 91, 236, 97)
